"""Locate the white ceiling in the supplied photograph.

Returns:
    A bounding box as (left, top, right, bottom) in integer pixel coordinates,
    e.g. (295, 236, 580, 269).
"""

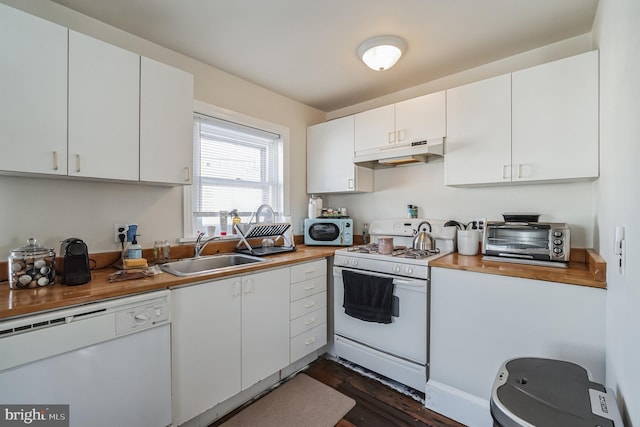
(49, 0, 599, 112)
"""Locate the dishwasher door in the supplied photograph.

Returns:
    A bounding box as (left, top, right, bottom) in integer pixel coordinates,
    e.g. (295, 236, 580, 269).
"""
(0, 291, 171, 427)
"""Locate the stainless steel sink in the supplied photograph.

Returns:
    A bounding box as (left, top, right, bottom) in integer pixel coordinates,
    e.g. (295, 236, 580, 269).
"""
(160, 254, 266, 277)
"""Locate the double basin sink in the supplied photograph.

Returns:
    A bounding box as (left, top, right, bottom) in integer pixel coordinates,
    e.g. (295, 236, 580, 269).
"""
(160, 253, 266, 277)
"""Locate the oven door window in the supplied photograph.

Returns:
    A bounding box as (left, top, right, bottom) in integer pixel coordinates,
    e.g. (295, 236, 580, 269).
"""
(309, 223, 340, 241)
(487, 226, 550, 250)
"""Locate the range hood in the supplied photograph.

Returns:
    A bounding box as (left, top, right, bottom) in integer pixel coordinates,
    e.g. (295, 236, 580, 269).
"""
(353, 138, 444, 169)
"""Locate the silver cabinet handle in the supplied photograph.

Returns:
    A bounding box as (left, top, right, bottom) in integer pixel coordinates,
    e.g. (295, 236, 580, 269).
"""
(52, 151, 58, 171)
(304, 337, 316, 345)
(517, 164, 523, 179)
(348, 178, 354, 189)
(184, 166, 191, 182)
(388, 131, 395, 144)
(397, 129, 406, 142)
(75, 154, 81, 173)
(304, 301, 316, 309)
(304, 318, 315, 325)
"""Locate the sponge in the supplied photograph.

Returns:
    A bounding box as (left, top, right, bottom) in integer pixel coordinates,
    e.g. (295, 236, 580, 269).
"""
(123, 258, 148, 269)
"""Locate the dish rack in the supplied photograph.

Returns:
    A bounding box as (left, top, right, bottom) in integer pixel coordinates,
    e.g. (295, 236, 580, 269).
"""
(235, 222, 296, 256)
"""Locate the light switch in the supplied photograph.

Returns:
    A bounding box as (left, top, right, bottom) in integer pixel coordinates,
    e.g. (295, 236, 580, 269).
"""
(614, 226, 625, 276)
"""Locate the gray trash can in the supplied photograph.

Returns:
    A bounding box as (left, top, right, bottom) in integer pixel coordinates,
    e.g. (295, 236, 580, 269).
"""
(490, 357, 624, 427)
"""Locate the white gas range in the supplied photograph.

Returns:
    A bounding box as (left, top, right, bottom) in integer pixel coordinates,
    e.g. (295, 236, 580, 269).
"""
(333, 219, 456, 391)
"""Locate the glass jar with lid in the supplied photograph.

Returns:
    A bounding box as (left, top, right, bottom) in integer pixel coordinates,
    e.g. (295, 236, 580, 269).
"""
(8, 238, 56, 289)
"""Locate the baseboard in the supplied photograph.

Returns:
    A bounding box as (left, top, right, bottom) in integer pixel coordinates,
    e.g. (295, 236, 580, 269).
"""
(424, 380, 493, 427)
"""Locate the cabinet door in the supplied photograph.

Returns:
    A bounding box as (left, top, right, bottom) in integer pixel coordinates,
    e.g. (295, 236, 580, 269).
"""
(429, 267, 605, 401)
(68, 31, 140, 181)
(140, 57, 194, 185)
(512, 50, 599, 182)
(354, 104, 395, 154)
(171, 278, 242, 426)
(395, 91, 446, 148)
(307, 117, 372, 193)
(445, 74, 512, 185)
(0, 4, 67, 175)
(241, 268, 290, 390)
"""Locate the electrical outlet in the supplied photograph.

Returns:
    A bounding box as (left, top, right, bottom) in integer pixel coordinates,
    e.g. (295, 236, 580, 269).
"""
(114, 224, 136, 243)
(470, 218, 487, 232)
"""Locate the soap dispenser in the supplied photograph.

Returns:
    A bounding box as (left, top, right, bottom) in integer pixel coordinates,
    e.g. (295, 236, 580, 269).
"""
(230, 209, 241, 234)
(126, 235, 142, 259)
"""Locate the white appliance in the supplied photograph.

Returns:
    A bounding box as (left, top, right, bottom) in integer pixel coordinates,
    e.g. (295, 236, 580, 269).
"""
(333, 219, 455, 391)
(0, 290, 171, 427)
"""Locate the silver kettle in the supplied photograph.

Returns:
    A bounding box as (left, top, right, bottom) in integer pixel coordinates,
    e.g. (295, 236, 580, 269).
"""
(412, 221, 435, 251)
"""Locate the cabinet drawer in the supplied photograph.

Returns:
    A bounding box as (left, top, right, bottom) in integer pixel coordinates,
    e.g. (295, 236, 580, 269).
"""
(290, 309, 327, 338)
(290, 292, 326, 320)
(290, 259, 326, 283)
(290, 324, 327, 363)
(290, 276, 327, 302)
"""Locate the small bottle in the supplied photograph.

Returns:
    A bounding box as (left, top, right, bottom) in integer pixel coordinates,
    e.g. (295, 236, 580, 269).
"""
(362, 222, 370, 245)
(126, 235, 142, 259)
(231, 211, 241, 234)
(407, 205, 413, 218)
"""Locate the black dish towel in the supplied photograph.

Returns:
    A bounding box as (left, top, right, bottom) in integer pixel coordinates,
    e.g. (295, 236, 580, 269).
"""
(342, 270, 394, 324)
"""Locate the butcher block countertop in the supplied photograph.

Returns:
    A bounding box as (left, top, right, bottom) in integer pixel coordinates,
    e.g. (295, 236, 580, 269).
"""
(0, 245, 336, 321)
(430, 248, 606, 289)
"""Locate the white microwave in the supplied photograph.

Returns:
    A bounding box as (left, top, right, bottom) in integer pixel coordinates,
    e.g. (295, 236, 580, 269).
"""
(304, 218, 353, 246)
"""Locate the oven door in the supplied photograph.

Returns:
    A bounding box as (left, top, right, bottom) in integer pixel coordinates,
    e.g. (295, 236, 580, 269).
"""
(333, 266, 427, 364)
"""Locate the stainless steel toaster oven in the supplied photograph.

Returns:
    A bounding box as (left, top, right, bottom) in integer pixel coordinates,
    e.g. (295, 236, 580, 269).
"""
(482, 222, 570, 264)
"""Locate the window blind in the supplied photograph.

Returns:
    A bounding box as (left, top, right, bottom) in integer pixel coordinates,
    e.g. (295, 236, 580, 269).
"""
(191, 114, 283, 234)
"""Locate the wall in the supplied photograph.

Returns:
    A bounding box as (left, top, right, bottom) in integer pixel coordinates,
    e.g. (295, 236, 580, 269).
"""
(324, 37, 597, 248)
(593, 0, 640, 424)
(0, 0, 325, 255)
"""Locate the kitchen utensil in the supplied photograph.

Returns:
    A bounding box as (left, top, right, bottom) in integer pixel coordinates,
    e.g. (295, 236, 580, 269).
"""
(8, 237, 56, 289)
(377, 236, 394, 254)
(412, 221, 435, 251)
(60, 238, 91, 285)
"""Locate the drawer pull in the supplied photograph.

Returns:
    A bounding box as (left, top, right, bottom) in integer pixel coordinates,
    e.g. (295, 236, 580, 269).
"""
(304, 301, 316, 309)
(304, 269, 316, 275)
(304, 338, 316, 345)
(304, 285, 316, 290)
(304, 318, 315, 325)
(52, 151, 58, 171)
(75, 154, 81, 173)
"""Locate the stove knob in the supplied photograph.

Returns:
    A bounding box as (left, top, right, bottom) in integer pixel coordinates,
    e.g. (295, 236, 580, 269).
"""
(406, 266, 414, 275)
(393, 265, 401, 273)
(352, 259, 358, 267)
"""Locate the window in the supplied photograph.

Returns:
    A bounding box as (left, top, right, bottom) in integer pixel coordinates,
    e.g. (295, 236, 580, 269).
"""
(188, 112, 284, 237)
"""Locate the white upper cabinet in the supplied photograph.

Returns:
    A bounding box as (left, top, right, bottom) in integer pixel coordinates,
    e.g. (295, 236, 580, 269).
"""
(445, 74, 512, 185)
(0, 4, 68, 176)
(307, 116, 373, 193)
(140, 57, 194, 185)
(68, 31, 140, 181)
(445, 51, 599, 186)
(512, 50, 599, 182)
(354, 91, 445, 155)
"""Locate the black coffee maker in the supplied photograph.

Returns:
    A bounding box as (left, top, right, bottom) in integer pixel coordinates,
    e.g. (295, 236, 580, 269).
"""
(60, 238, 91, 285)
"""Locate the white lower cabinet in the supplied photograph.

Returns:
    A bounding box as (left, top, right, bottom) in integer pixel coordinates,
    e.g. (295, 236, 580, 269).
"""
(426, 267, 606, 427)
(289, 259, 327, 363)
(171, 267, 290, 426)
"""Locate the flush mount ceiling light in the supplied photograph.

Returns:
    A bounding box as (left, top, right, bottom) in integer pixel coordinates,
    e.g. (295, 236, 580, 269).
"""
(357, 35, 407, 71)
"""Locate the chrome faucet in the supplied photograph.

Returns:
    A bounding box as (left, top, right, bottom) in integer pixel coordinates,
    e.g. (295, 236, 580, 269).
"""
(194, 231, 219, 257)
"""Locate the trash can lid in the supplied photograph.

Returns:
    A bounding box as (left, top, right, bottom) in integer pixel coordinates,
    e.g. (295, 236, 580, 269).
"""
(490, 358, 622, 427)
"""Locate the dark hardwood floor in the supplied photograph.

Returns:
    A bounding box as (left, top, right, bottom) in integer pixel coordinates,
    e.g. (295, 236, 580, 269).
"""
(212, 356, 466, 427)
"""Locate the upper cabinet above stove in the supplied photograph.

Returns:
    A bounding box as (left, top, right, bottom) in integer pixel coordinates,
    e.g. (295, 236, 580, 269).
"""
(445, 50, 599, 186)
(353, 91, 446, 168)
(307, 115, 373, 194)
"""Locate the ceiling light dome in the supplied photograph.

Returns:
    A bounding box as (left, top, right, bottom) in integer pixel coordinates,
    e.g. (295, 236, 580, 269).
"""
(357, 35, 407, 71)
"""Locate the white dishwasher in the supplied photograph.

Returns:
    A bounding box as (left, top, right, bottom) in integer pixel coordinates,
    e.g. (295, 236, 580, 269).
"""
(0, 290, 171, 427)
